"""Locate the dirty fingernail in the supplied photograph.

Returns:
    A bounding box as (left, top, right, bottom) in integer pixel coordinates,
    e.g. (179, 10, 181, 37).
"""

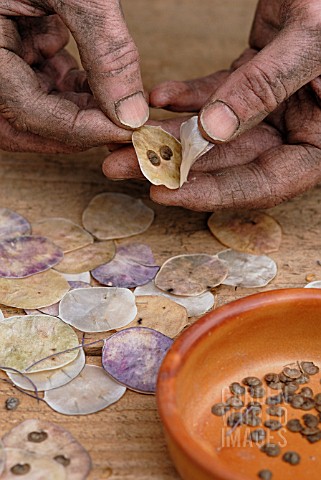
(200, 101, 239, 141)
(116, 92, 149, 128)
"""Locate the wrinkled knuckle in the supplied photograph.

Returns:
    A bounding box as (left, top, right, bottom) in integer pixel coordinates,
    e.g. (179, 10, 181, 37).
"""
(91, 38, 140, 76)
(239, 64, 287, 114)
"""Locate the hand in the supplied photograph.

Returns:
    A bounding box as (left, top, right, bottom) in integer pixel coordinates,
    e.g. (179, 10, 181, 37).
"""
(0, 2, 149, 153)
(103, 0, 321, 211)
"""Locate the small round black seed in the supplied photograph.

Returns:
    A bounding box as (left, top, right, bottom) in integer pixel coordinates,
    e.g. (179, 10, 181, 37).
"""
(10, 463, 31, 475)
(249, 386, 265, 398)
(260, 443, 281, 457)
(266, 406, 285, 417)
(301, 361, 319, 375)
(283, 367, 301, 380)
(264, 373, 279, 384)
(160, 145, 173, 160)
(249, 428, 266, 442)
(286, 419, 303, 432)
(54, 455, 71, 467)
(303, 414, 319, 428)
(258, 470, 273, 480)
(264, 420, 282, 431)
(5, 397, 20, 411)
(211, 403, 230, 416)
(147, 150, 161, 166)
(226, 396, 244, 409)
(242, 377, 262, 387)
(282, 451, 301, 465)
(27, 431, 48, 443)
(229, 382, 245, 396)
(266, 394, 283, 406)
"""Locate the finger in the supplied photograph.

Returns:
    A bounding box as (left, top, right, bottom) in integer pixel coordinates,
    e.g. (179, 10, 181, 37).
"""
(0, 49, 132, 147)
(149, 71, 230, 112)
(54, 0, 149, 129)
(150, 144, 321, 211)
(103, 146, 144, 180)
(0, 114, 81, 153)
(199, 12, 321, 142)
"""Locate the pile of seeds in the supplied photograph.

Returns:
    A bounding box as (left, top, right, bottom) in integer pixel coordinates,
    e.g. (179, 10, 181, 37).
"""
(211, 361, 321, 479)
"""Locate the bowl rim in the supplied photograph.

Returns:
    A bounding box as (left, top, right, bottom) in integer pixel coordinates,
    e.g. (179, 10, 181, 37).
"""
(156, 288, 321, 480)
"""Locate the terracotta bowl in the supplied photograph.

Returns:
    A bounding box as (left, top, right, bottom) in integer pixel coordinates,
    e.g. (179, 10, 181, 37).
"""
(157, 288, 321, 480)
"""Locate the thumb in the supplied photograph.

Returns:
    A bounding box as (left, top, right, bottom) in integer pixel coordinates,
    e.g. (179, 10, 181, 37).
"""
(54, 0, 149, 129)
(199, 27, 321, 142)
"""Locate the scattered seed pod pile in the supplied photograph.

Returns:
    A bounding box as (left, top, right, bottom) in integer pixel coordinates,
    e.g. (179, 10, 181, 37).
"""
(211, 361, 321, 478)
(1, 419, 91, 479)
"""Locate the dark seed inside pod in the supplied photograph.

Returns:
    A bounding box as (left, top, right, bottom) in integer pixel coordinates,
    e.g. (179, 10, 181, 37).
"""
(147, 150, 161, 166)
(249, 386, 265, 398)
(249, 428, 266, 442)
(286, 419, 303, 432)
(5, 397, 20, 411)
(260, 443, 281, 457)
(27, 431, 48, 443)
(54, 455, 71, 467)
(258, 470, 273, 480)
(266, 406, 285, 417)
(229, 382, 245, 396)
(211, 403, 230, 416)
(226, 396, 244, 409)
(264, 373, 279, 384)
(242, 377, 262, 387)
(302, 414, 319, 428)
(300, 361, 319, 375)
(283, 367, 301, 380)
(10, 463, 31, 475)
(264, 419, 282, 431)
(160, 145, 173, 160)
(282, 451, 301, 465)
(266, 394, 283, 406)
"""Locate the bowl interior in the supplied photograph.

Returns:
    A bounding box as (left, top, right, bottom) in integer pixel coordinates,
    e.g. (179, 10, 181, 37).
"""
(159, 289, 321, 480)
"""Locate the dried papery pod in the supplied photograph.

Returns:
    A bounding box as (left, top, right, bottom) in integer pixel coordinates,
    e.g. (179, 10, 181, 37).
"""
(91, 243, 159, 288)
(59, 287, 137, 332)
(102, 327, 173, 393)
(82, 192, 154, 240)
(305, 280, 321, 289)
(208, 211, 282, 254)
(2, 419, 91, 480)
(118, 295, 188, 338)
(0, 236, 63, 279)
(44, 365, 126, 415)
(180, 116, 213, 186)
(32, 218, 93, 253)
(134, 280, 215, 317)
(155, 254, 228, 296)
(0, 315, 79, 373)
(61, 272, 91, 283)
(217, 249, 277, 288)
(2, 448, 66, 479)
(7, 349, 85, 391)
(0, 208, 30, 241)
(55, 241, 115, 274)
(24, 281, 91, 317)
(0, 270, 70, 309)
(132, 125, 182, 189)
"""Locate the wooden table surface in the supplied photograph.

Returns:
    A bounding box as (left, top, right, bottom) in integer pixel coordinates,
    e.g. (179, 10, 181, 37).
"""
(1, 1, 321, 479)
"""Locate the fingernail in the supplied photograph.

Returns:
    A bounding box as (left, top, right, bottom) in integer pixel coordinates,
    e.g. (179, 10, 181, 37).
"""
(200, 101, 239, 141)
(116, 92, 149, 128)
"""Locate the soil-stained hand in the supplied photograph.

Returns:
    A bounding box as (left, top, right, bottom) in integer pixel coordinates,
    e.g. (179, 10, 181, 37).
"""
(103, 0, 321, 210)
(0, 1, 148, 153)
